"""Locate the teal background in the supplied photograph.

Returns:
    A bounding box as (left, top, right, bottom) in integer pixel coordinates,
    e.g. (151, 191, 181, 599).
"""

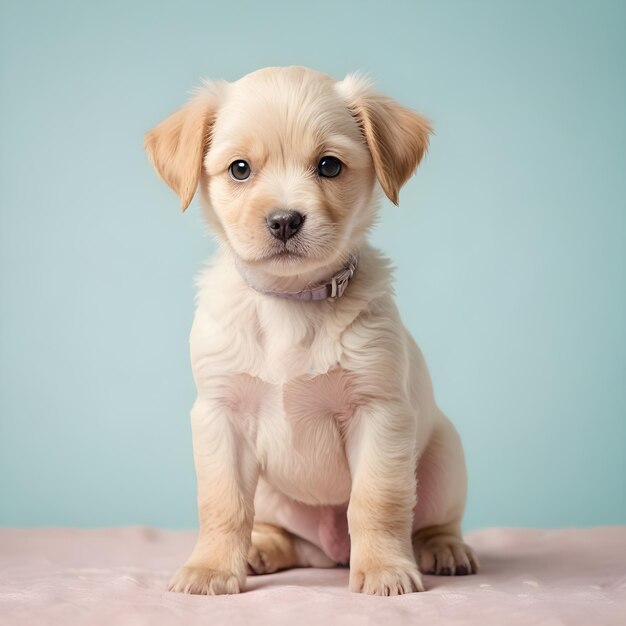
(1, 0, 625, 530)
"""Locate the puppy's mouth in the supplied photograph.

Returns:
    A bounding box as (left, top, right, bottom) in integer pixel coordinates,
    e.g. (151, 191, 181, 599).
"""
(267, 248, 303, 259)
(234, 235, 313, 269)
(259, 248, 305, 263)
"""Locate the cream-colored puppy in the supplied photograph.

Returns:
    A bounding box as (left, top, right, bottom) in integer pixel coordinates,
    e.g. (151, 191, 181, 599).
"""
(145, 66, 477, 596)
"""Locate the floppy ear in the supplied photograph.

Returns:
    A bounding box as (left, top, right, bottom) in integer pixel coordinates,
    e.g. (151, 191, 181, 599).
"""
(338, 74, 432, 205)
(144, 84, 220, 211)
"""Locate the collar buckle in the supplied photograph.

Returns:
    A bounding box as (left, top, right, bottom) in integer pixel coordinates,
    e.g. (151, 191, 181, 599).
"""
(330, 262, 355, 298)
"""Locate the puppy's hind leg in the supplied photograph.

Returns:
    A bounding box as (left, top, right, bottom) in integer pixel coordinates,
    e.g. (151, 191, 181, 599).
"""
(411, 416, 478, 576)
(247, 522, 335, 575)
(412, 522, 478, 576)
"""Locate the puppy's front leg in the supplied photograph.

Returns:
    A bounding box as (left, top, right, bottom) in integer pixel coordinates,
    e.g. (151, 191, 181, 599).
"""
(169, 397, 258, 595)
(346, 401, 424, 595)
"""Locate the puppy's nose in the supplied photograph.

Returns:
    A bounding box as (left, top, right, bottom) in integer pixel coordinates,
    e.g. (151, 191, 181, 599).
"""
(266, 210, 304, 242)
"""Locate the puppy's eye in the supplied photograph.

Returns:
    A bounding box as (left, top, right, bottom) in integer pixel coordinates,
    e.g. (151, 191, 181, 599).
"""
(229, 160, 251, 181)
(317, 156, 342, 178)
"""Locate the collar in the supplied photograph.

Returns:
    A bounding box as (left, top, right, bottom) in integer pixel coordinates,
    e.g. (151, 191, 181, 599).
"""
(240, 252, 359, 301)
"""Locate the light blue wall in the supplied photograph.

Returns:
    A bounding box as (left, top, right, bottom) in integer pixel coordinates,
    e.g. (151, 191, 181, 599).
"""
(1, 0, 624, 530)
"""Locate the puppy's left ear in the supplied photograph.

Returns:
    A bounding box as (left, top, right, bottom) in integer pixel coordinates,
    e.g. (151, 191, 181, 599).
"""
(144, 82, 221, 211)
(337, 74, 432, 205)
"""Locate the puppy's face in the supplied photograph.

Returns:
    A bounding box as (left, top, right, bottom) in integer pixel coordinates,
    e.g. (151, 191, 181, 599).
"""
(145, 67, 431, 277)
(204, 69, 375, 275)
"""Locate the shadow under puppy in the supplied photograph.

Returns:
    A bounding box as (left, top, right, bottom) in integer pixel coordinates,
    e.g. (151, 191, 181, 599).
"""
(145, 66, 477, 596)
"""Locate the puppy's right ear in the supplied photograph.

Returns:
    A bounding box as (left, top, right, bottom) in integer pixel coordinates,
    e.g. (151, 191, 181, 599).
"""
(144, 83, 221, 211)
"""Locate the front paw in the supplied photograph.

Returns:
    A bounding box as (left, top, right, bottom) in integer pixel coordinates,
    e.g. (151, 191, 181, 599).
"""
(168, 565, 242, 595)
(350, 560, 424, 596)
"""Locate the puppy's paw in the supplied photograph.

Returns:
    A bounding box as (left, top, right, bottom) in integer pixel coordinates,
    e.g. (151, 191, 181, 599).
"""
(168, 565, 242, 595)
(247, 544, 276, 575)
(247, 523, 297, 575)
(416, 537, 478, 576)
(350, 561, 424, 595)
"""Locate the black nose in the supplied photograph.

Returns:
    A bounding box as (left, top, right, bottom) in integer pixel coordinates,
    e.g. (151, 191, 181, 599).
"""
(266, 210, 304, 242)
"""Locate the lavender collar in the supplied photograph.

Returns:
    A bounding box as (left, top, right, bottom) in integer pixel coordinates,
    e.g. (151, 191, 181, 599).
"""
(241, 253, 358, 301)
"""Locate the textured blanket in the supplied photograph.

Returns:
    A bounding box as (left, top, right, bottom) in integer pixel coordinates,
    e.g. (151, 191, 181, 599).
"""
(1, 526, 625, 625)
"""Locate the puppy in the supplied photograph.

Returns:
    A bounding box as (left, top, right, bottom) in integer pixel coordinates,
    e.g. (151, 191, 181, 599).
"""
(145, 66, 477, 596)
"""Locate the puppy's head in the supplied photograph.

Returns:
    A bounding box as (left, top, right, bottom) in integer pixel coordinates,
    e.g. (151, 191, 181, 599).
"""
(145, 67, 431, 277)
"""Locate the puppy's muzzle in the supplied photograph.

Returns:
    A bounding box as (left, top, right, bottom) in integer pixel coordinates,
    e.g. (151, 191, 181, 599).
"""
(266, 210, 305, 243)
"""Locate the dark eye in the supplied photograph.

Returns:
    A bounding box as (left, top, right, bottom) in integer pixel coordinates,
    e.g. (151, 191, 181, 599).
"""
(229, 160, 251, 181)
(317, 156, 342, 178)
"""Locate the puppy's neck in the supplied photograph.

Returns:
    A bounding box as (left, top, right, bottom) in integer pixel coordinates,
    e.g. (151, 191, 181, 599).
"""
(234, 251, 359, 300)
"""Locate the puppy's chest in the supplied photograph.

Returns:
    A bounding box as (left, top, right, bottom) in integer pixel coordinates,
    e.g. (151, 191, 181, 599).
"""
(220, 304, 355, 503)
(242, 367, 356, 506)
(255, 317, 342, 383)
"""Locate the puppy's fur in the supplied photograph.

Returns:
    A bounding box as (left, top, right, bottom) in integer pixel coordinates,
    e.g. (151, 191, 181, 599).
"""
(145, 66, 477, 596)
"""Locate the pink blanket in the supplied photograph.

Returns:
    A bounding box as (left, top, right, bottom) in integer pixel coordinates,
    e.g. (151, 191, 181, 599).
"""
(1, 527, 625, 625)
